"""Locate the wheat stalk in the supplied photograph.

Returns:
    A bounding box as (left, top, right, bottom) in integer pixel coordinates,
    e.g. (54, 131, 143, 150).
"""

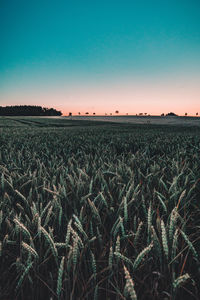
(180, 229, 198, 259)
(161, 220, 168, 260)
(57, 256, 65, 298)
(114, 252, 134, 268)
(40, 226, 58, 258)
(22, 242, 38, 259)
(14, 218, 32, 241)
(16, 262, 33, 291)
(124, 265, 137, 300)
(173, 273, 190, 290)
(132, 243, 153, 271)
(134, 221, 143, 247)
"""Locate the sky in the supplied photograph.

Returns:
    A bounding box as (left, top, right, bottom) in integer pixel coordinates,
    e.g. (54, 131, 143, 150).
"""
(0, 0, 200, 115)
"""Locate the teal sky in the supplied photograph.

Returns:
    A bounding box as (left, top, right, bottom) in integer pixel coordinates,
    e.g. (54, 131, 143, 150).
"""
(0, 0, 200, 115)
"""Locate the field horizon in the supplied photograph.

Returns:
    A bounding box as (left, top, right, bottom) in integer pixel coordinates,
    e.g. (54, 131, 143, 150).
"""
(0, 115, 199, 128)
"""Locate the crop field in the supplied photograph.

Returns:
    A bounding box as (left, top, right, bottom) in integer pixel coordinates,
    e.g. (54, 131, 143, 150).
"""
(70, 115, 200, 127)
(0, 117, 200, 300)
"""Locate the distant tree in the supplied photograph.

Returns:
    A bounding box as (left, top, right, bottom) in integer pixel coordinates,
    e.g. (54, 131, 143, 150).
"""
(85, 112, 89, 115)
(78, 112, 81, 115)
(161, 113, 165, 116)
(144, 113, 147, 116)
(68, 112, 72, 116)
(115, 110, 119, 114)
(110, 113, 112, 115)
(139, 113, 143, 116)
(185, 113, 187, 116)
(166, 112, 178, 116)
(0, 105, 62, 116)
(196, 112, 198, 116)
(93, 112, 96, 115)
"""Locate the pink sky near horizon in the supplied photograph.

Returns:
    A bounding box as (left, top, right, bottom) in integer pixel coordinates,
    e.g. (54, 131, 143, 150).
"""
(1, 74, 199, 116)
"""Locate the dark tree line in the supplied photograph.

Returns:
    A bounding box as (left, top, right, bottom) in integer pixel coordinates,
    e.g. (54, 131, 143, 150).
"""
(0, 105, 62, 116)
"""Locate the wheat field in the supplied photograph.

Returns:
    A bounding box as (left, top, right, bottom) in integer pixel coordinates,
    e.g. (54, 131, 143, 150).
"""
(0, 117, 200, 299)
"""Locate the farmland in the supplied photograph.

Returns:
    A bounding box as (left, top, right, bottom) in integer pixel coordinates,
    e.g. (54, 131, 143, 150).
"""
(0, 117, 200, 299)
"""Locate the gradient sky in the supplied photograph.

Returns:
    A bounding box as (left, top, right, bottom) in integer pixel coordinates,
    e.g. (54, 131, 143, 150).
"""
(0, 0, 200, 115)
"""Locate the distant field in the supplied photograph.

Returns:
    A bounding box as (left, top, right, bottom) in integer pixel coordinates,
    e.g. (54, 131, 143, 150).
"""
(0, 115, 200, 128)
(0, 118, 200, 300)
(70, 115, 200, 127)
(0, 116, 114, 128)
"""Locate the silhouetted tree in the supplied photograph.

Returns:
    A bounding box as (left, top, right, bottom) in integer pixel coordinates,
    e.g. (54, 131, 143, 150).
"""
(185, 113, 187, 116)
(93, 112, 96, 115)
(115, 110, 119, 114)
(68, 112, 72, 116)
(85, 112, 89, 115)
(196, 112, 198, 116)
(166, 112, 178, 116)
(0, 105, 62, 116)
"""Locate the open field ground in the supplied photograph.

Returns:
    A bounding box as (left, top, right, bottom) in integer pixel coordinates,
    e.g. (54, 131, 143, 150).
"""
(0, 117, 200, 299)
(68, 115, 200, 127)
(0, 115, 199, 128)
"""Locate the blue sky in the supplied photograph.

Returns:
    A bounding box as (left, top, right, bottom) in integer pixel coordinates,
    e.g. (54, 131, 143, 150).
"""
(0, 0, 200, 115)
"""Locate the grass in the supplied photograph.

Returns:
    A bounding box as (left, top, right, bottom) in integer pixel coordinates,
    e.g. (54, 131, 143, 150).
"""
(0, 117, 200, 299)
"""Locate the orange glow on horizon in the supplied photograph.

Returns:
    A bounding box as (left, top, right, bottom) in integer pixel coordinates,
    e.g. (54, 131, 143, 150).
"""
(62, 112, 200, 117)
(1, 74, 199, 117)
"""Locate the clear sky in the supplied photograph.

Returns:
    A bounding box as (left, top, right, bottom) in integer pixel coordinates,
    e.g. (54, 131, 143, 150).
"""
(0, 0, 200, 115)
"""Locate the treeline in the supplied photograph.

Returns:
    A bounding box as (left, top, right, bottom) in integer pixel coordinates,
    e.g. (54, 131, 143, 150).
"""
(0, 105, 62, 116)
